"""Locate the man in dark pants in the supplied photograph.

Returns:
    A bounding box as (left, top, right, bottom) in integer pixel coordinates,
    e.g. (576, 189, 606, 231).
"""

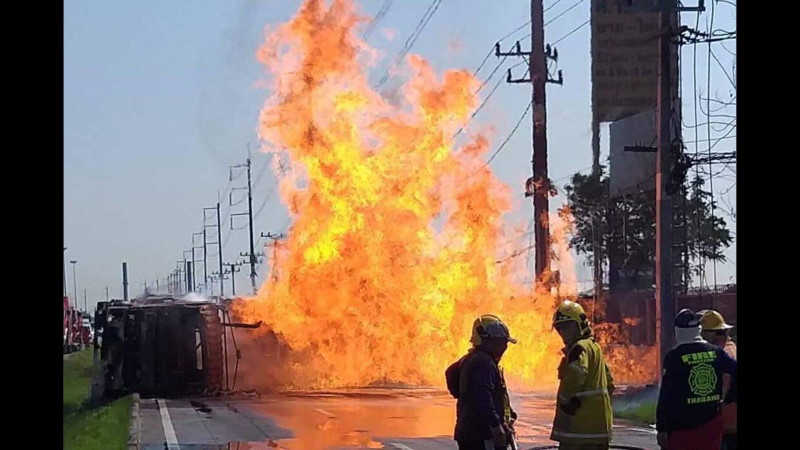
(446, 315, 518, 450)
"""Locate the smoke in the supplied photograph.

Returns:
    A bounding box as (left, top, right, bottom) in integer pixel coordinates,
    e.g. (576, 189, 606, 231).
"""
(184, 292, 211, 302)
(196, 0, 271, 165)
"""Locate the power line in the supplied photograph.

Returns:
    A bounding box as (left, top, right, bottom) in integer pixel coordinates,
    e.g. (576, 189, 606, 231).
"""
(552, 18, 590, 45)
(686, 0, 705, 278)
(456, 77, 506, 138)
(462, 57, 525, 128)
(252, 157, 270, 190)
(552, 163, 594, 185)
(280, 217, 292, 232)
(523, 216, 535, 287)
(683, 119, 735, 130)
(401, 0, 443, 57)
(517, 0, 585, 41)
(719, 41, 736, 56)
(486, 101, 533, 165)
(363, 0, 394, 41)
(706, 121, 736, 152)
(455, 60, 527, 137)
(544, 0, 566, 13)
(474, 21, 532, 77)
(545, 0, 585, 27)
(496, 243, 536, 264)
(476, 56, 509, 93)
(709, 49, 736, 89)
(377, 0, 443, 88)
(473, 47, 496, 76)
(253, 187, 275, 221)
(497, 21, 532, 44)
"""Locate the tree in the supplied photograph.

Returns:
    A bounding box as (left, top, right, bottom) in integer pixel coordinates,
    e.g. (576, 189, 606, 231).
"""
(561, 165, 733, 292)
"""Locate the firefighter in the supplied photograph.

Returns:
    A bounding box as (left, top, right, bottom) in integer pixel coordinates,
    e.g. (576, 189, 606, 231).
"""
(698, 310, 737, 450)
(550, 300, 614, 450)
(698, 310, 736, 359)
(446, 314, 518, 450)
(656, 309, 737, 450)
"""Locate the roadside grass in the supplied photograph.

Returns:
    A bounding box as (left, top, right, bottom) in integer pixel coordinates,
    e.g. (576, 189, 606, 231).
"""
(612, 385, 658, 424)
(63, 349, 132, 450)
(613, 397, 656, 424)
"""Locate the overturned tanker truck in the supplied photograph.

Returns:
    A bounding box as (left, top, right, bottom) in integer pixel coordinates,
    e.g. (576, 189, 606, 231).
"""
(93, 295, 260, 399)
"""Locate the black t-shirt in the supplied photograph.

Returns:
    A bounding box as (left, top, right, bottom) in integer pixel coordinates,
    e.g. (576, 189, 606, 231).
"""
(656, 341, 737, 432)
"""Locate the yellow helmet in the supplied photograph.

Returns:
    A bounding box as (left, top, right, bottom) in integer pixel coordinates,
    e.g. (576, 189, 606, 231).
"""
(553, 300, 589, 333)
(470, 314, 518, 346)
(699, 310, 733, 331)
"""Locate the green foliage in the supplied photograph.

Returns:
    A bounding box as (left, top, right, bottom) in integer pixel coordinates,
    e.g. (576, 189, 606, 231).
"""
(562, 166, 733, 289)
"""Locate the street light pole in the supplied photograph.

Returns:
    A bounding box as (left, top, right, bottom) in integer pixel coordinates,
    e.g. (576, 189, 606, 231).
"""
(70, 260, 78, 309)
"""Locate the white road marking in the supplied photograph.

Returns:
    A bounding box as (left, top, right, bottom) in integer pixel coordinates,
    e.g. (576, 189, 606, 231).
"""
(390, 443, 415, 450)
(157, 399, 181, 449)
(315, 408, 336, 418)
(613, 424, 658, 435)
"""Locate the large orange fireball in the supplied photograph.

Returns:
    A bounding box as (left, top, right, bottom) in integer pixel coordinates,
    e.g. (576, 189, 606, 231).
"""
(232, 0, 654, 390)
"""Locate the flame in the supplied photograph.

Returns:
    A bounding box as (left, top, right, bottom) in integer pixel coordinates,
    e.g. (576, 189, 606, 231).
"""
(233, 0, 655, 390)
(623, 317, 643, 327)
(595, 322, 658, 385)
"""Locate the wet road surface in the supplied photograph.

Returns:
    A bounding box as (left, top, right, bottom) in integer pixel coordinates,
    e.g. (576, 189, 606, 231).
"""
(139, 388, 657, 449)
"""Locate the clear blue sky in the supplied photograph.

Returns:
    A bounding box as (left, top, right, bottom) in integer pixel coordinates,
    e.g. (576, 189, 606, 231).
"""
(64, 0, 736, 311)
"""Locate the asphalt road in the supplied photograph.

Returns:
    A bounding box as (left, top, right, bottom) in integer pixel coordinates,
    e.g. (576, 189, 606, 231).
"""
(138, 388, 658, 450)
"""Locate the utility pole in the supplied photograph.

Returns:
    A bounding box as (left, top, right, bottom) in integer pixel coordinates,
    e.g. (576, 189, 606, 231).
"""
(496, 0, 561, 288)
(204, 205, 223, 296)
(530, 0, 552, 286)
(261, 232, 285, 282)
(191, 246, 197, 291)
(224, 262, 242, 295)
(654, 0, 674, 374)
(656, 0, 694, 373)
(231, 154, 258, 295)
(203, 228, 208, 290)
(70, 260, 78, 308)
(175, 262, 186, 295)
(217, 201, 224, 296)
(192, 231, 204, 292)
(211, 270, 228, 297)
(183, 250, 192, 291)
(246, 157, 256, 294)
(122, 262, 129, 302)
(105, 286, 109, 302)
(84, 289, 87, 313)
(187, 261, 193, 293)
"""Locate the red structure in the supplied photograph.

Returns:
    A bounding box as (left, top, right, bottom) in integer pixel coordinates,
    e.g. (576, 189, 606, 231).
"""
(604, 286, 737, 346)
(63, 295, 90, 353)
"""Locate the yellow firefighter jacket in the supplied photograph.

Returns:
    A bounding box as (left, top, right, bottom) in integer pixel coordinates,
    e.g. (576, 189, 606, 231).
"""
(551, 334, 614, 445)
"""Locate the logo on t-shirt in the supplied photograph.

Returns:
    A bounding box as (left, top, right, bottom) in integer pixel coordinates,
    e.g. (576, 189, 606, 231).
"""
(682, 351, 720, 404)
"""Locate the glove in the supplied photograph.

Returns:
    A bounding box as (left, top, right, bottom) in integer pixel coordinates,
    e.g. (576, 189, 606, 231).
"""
(560, 396, 581, 415)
